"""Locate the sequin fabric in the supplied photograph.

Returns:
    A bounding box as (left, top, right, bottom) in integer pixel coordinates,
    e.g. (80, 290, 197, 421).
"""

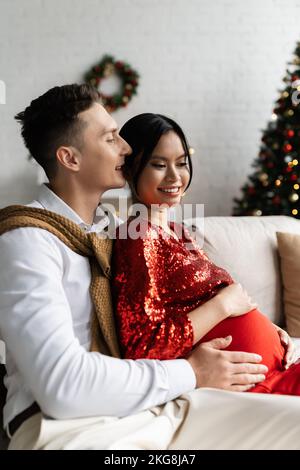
(112, 219, 233, 360)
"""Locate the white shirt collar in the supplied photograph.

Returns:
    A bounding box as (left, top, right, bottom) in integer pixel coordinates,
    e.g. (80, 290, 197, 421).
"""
(33, 184, 111, 233)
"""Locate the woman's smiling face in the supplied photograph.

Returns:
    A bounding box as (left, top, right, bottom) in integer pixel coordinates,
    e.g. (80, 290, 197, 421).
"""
(136, 131, 190, 207)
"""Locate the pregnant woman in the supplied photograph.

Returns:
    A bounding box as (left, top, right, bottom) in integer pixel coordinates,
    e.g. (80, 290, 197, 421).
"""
(112, 113, 299, 395)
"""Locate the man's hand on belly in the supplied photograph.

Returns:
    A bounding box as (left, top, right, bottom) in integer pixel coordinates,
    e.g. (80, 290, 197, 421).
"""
(187, 335, 268, 391)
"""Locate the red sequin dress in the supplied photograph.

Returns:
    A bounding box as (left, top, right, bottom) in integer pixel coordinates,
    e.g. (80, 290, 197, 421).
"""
(112, 219, 300, 396)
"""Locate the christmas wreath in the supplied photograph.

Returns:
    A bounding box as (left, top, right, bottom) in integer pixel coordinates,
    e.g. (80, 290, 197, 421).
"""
(84, 55, 139, 112)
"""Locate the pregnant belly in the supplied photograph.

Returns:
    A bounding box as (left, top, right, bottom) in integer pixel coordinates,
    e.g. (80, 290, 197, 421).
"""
(200, 309, 285, 372)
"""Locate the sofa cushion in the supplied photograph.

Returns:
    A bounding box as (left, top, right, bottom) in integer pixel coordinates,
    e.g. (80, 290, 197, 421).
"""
(184, 216, 300, 325)
(276, 232, 300, 337)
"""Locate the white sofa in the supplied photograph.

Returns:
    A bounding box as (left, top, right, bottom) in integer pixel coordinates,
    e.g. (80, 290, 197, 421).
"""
(1, 214, 300, 449)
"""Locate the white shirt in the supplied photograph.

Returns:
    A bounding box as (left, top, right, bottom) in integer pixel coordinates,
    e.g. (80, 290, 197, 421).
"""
(0, 184, 196, 428)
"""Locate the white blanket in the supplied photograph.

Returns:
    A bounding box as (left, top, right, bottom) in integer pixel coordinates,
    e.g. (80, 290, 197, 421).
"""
(9, 387, 300, 450)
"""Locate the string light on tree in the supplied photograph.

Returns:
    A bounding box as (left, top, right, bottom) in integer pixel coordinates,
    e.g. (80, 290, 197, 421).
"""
(289, 193, 299, 202)
(253, 209, 262, 216)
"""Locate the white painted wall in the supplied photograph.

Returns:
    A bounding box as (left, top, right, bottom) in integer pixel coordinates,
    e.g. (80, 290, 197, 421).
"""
(0, 0, 299, 215)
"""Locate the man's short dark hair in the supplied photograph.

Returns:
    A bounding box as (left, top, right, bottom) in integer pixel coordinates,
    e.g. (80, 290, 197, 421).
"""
(15, 83, 101, 179)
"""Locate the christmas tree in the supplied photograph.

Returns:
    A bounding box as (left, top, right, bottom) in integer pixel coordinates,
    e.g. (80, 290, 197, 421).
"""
(233, 41, 300, 218)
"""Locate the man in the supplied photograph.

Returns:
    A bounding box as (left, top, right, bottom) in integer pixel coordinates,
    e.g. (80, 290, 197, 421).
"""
(0, 84, 299, 450)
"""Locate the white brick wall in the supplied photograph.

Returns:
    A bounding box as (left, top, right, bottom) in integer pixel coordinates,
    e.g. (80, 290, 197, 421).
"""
(0, 0, 300, 215)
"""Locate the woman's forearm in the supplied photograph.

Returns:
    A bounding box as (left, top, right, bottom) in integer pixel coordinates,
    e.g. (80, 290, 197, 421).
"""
(187, 295, 228, 345)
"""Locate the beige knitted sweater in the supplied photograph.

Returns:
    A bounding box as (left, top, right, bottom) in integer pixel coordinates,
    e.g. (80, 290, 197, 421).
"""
(0, 205, 120, 358)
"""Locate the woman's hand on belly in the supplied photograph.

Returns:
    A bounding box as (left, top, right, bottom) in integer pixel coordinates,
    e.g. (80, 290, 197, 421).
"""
(273, 324, 296, 369)
(215, 283, 258, 318)
(188, 283, 258, 345)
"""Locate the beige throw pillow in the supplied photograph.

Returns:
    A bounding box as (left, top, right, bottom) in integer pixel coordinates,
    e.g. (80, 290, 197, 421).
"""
(276, 231, 300, 336)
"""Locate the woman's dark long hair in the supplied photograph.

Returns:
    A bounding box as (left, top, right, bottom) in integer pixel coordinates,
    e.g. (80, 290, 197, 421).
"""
(119, 113, 193, 200)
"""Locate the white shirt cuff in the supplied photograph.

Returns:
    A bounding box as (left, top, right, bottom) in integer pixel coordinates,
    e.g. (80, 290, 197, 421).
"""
(163, 359, 196, 401)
